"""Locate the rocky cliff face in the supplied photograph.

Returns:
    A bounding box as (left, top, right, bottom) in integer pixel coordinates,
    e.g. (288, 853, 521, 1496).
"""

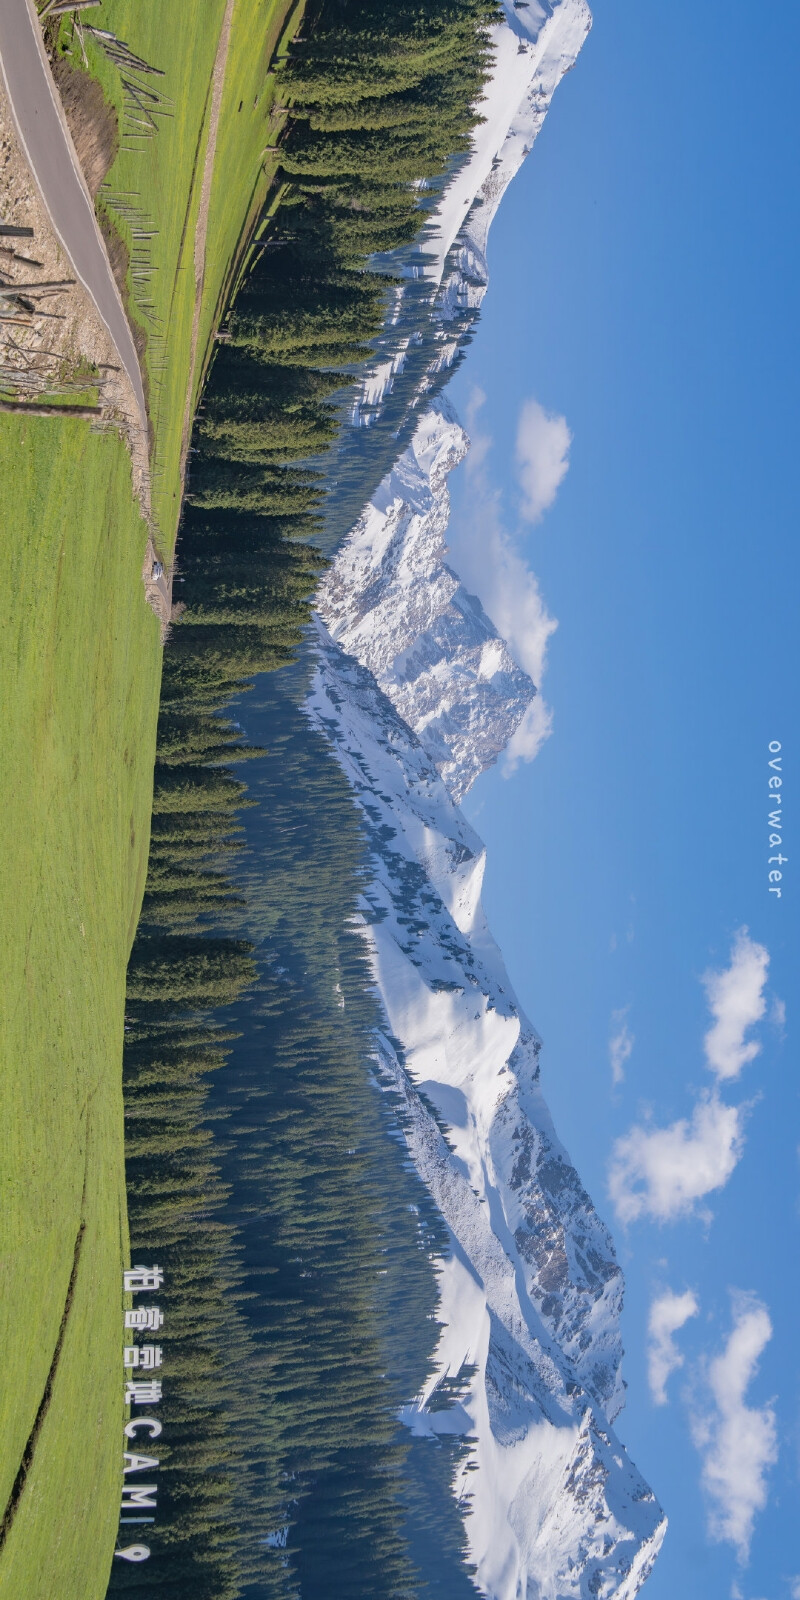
(316, 401, 536, 801)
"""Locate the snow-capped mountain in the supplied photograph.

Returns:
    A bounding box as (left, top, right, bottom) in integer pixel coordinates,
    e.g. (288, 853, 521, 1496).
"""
(348, 0, 592, 432)
(426, 0, 592, 318)
(305, 628, 666, 1598)
(316, 400, 536, 801)
(305, 0, 666, 1590)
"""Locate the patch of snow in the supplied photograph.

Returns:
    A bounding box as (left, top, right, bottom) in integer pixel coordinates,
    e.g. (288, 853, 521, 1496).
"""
(352, 340, 410, 426)
(263, 1527, 288, 1550)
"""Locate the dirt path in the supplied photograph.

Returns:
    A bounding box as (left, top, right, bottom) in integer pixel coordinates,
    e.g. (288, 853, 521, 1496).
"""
(178, 0, 237, 494)
(141, 534, 173, 632)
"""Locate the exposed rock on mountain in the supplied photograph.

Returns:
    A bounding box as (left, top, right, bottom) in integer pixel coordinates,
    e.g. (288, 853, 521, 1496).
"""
(316, 401, 536, 801)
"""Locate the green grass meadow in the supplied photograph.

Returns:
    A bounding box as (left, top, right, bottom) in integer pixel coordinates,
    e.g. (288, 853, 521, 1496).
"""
(193, 0, 305, 395)
(75, 0, 300, 543)
(0, 1, 296, 1591)
(0, 419, 161, 1596)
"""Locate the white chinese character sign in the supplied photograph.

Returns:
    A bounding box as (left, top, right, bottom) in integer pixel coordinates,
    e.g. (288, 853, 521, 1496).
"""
(117, 1267, 166, 1555)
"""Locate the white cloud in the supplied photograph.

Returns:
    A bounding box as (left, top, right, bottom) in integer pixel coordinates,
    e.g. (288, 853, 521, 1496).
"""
(691, 1293, 777, 1561)
(515, 397, 572, 522)
(463, 385, 491, 465)
(790, 1579, 800, 1600)
(703, 929, 769, 1082)
(609, 1007, 634, 1086)
(608, 930, 771, 1227)
(447, 390, 559, 773)
(473, 521, 558, 690)
(647, 1287, 699, 1404)
(503, 696, 553, 773)
(770, 995, 786, 1036)
(608, 1092, 746, 1224)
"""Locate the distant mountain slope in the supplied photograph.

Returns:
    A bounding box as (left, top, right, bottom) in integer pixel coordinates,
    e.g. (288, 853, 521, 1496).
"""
(306, 0, 666, 1591)
(306, 629, 666, 1598)
(350, 0, 592, 429)
(321, 0, 592, 551)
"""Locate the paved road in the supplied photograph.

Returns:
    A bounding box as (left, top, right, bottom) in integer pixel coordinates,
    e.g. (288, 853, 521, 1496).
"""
(0, 0, 147, 429)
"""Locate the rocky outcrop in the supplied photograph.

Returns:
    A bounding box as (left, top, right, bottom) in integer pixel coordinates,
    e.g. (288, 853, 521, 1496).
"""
(316, 401, 536, 801)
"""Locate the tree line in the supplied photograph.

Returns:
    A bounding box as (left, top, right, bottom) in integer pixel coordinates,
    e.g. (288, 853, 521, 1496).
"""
(109, 0, 497, 1592)
(188, 0, 498, 527)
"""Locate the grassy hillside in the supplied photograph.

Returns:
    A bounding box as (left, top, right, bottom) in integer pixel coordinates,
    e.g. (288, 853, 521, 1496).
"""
(71, 0, 302, 543)
(0, 1, 298, 1594)
(0, 420, 160, 1597)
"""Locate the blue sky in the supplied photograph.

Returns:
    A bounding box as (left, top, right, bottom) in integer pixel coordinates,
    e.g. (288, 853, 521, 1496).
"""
(446, 4, 799, 1596)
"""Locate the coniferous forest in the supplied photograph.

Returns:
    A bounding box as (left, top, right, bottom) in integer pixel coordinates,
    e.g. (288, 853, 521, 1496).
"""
(109, 1, 497, 1594)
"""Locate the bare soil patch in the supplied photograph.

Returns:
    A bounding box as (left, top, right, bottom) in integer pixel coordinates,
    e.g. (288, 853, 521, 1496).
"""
(51, 56, 118, 199)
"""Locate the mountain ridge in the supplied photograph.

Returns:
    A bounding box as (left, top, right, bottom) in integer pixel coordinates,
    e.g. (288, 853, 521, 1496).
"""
(305, 627, 666, 1598)
(316, 400, 537, 800)
(349, 0, 592, 432)
(305, 0, 667, 1591)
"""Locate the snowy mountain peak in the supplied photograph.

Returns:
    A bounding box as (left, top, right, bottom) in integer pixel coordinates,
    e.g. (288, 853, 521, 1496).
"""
(426, 0, 592, 308)
(316, 401, 536, 801)
(305, 628, 666, 1597)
